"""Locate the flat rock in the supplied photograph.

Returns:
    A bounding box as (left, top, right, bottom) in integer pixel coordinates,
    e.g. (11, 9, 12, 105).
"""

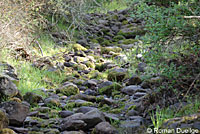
(0, 101, 29, 126)
(93, 122, 117, 134)
(81, 109, 106, 129)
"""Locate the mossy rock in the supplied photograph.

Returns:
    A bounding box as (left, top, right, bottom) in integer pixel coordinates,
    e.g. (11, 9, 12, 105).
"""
(0, 128, 16, 134)
(121, 39, 139, 45)
(101, 46, 122, 54)
(23, 92, 43, 106)
(73, 64, 88, 71)
(107, 68, 128, 82)
(84, 61, 95, 69)
(122, 20, 129, 25)
(98, 82, 122, 96)
(87, 70, 100, 79)
(95, 63, 104, 72)
(96, 37, 105, 44)
(57, 83, 79, 96)
(117, 27, 146, 38)
(110, 108, 122, 114)
(91, 39, 99, 43)
(99, 104, 110, 111)
(113, 35, 126, 42)
(71, 44, 87, 52)
(101, 40, 112, 46)
(75, 100, 94, 107)
(0, 110, 9, 130)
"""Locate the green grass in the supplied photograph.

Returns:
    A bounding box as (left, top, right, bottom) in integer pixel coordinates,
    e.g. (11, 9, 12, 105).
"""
(0, 35, 67, 96)
(91, 0, 131, 13)
(150, 97, 200, 128)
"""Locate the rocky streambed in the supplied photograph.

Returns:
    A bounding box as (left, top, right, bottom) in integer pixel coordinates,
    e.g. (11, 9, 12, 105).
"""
(0, 8, 200, 134)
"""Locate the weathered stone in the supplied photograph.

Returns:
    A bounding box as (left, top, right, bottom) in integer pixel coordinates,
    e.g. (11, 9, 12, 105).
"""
(70, 94, 96, 102)
(118, 120, 147, 134)
(101, 47, 122, 54)
(59, 110, 74, 118)
(127, 75, 142, 85)
(75, 106, 98, 114)
(121, 85, 143, 95)
(98, 81, 122, 96)
(81, 109, 106, 129)
(0, 77, 18, 98)
(107, 68, 127, 82)
(56, 82, 79, 96)
(93, 122, 117, 134)
(23, 92, 43, 106)
(0, 101, 29, 126)
(60, 120, 86, 131)
(44, 97, 61, 107)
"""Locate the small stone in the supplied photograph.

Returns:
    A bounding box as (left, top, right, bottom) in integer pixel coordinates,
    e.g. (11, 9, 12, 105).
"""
(59, 110, 74, 118)
(44, 97, 61, 107)
(56, 82, 79, 96)
(107, 68, 127, 82)
(23, 92, 43, 106)
(93, 122, 117, 134)
(60, 120, 86, 131)
(121, 85, 143, 95)
(127, 75, 142, 85)
(75, 106, 98, 114)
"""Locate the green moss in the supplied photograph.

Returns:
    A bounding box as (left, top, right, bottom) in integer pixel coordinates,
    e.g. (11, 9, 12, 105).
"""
(91, 39, 99, 43)
(101, 40, 112, 46)
(65, 102, 76, 110)
(0, 128, 16, 134)
(71, 44, 87, 52)
(96, 37, 105, 44)
(96, 96, 105, 103)
(76, 101, 94, 107)
(110, 108, 122, 114)
(101, 47, 122, 54)
(122, 39, 139, 45)
(95, 63, 104, 72)
(128, 105, 136, 111)
(84, 61, 95, 69)
(98, 82, 122, 96)
(87, 70, 100, 79)
(99, 104, 110, 111)
(57, 84, 79, 96)
(122, 20, 128, 25)
(107, 70, 128, 82)
(113, 35, 125, 42)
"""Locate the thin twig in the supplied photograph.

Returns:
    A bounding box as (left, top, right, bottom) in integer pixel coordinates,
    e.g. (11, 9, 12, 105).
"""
(175, 73, 200, 115)
(35, 40, 44, 56)
(184, 16, 200, 19)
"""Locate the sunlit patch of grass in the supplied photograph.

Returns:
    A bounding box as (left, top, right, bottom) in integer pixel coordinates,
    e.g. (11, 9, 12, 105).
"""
(36, 34, 67, 57)
(0, 48, 66, 96)
(92, 0, 130, 13)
